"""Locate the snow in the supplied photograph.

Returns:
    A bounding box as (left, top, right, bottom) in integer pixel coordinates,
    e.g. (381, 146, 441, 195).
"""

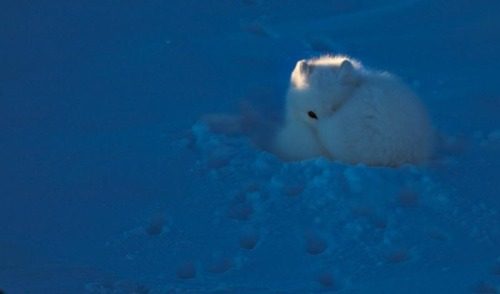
(1, 0, 500, 293)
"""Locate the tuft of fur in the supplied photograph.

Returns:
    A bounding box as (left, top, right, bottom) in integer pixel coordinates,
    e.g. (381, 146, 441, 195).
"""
(274, 55, 434, 166)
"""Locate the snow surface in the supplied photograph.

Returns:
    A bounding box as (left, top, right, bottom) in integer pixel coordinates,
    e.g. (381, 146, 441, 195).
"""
(1, 0, 500, 293)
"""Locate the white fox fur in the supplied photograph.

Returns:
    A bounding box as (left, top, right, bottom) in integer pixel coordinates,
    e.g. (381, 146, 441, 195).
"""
(274, 55, 434, 166)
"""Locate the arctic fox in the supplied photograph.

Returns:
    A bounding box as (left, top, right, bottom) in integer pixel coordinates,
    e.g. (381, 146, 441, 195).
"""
(274, 55, 434, 166)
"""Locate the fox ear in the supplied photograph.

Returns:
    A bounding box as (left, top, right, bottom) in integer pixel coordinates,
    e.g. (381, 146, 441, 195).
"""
(291, 59, 312, 88)
(338, 60, 359, 85)
(297, 60, 311, 76)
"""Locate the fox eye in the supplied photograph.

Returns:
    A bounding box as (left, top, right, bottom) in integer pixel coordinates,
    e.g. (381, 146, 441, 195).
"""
(307, 111, 318, 120)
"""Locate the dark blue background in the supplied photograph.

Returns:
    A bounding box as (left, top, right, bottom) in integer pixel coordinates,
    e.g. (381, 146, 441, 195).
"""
(1, 1, 500, 292)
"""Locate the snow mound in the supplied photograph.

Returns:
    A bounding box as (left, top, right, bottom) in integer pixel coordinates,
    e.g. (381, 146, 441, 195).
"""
(176, 121, 469, 291)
